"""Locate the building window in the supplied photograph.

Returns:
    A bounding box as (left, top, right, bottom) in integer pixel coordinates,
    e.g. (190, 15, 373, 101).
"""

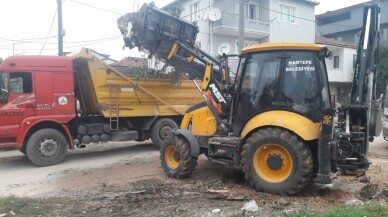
(244, 3, 258, 20)
(279, 4, 296, 23)
(333, 56, 340, 69)
(190, 2, 200, 22)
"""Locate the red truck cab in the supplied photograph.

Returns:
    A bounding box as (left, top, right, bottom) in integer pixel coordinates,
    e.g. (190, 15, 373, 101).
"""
(0, 56, 76, 166)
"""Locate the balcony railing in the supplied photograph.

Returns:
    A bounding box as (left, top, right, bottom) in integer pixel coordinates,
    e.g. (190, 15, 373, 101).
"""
(212, 13, 269, 34)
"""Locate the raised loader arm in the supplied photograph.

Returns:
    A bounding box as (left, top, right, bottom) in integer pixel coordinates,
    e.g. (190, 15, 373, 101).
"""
(117, 3, 233, 133)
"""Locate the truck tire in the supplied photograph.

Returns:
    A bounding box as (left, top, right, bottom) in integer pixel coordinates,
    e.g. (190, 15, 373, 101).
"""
(241, 127, 312, 195)
(26, 128, 68, 167)
(151, 118, 178, 148)
(160, 135, 198, 178)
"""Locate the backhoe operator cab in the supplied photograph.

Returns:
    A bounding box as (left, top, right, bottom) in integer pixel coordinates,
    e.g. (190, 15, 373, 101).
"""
(234, 44, 331, 135)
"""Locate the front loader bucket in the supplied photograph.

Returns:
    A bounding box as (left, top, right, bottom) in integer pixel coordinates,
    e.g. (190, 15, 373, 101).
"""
(117, 3, 199, 60)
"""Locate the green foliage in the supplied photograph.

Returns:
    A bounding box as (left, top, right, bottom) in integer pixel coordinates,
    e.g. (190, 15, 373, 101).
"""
(377, 43, 388, 97)
(121, 65, 189, 87)
(285, 202, 388, 217)
(0, 196, 67, 217)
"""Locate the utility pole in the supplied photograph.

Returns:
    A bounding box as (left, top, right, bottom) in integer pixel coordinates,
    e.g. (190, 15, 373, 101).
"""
(238, 0, 245, 53)
(57, 0, 64, 56)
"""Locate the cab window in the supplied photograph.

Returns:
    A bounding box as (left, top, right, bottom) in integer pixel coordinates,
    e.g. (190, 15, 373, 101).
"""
(0, 72, 8, 103)
(281, 51, 322, 113)
(235, 51, 281, 125)
(10, 72, 32, 94)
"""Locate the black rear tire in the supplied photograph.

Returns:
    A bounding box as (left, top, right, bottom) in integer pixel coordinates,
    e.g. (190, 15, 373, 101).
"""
(160, 135, 198, 178)
(241, 127, 312, 195)
(26, 128, 68, 167)
(151, 118, 178, 148)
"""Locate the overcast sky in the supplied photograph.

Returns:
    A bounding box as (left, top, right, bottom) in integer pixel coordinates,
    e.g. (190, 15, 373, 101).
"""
(0, 0, 370, 61)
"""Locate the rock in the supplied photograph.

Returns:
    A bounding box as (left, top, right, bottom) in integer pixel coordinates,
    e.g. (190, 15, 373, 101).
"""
(212, 208, 221, 213)
(9, 211, 15, 216)
(345, 199, 364, 206)
(0, 213, 6, 217)
(241, 199, 259, 213)
(359, 177, 370, 183)
(278, 198, 289, 206)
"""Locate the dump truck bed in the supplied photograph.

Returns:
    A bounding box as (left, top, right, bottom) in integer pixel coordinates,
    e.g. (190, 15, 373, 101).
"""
(70, 48, 203, 118)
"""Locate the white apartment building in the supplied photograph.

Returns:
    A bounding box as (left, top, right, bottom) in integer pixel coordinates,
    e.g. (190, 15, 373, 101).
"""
(158, 0, 318, 71)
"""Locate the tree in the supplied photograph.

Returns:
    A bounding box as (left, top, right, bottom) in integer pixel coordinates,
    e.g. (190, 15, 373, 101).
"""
(376, 43, 388, 97)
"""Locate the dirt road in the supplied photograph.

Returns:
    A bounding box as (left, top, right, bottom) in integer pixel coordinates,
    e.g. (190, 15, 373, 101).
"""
(1, 137, 388, 216)
(0, 141, 161, 197)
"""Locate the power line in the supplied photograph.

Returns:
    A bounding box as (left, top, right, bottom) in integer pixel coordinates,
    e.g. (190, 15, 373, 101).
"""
(40, 8, 58, 55)
(68, 0, 123, 16)
(0, 35, 123, 48)
(3, 36, 121, 51)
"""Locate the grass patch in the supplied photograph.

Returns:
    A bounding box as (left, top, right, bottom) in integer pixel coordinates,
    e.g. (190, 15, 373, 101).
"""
(286, 202, 388, 217)
(0, 196, 67, 217)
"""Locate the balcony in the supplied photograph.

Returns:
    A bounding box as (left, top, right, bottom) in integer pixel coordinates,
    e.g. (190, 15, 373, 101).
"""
(212, 13, 269, 39)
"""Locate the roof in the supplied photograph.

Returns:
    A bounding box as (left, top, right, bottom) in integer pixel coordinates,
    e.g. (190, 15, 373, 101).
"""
(241, 42, 326, 54)
(316, 0, 379, 18)
(315, 35, 357, 49)
(0, 55, 73, 72)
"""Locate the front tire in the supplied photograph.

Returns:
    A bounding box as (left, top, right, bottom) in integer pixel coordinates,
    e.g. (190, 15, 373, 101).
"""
(241, 127, 312, 195)
(151, 118, 178, 148)
(160, 135, 198, 178)
(26, 128, 68, 167)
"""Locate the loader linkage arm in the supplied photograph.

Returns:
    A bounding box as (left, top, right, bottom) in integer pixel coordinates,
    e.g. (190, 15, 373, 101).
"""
(117, 3, 233, 134)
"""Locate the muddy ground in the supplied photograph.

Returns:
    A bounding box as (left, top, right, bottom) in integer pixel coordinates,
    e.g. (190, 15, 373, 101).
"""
(1, 136, 388, 216)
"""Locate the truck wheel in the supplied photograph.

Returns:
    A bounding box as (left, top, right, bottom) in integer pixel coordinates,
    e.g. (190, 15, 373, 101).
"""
(160, 135, 198, 178)
(26, 128, 68, 167)
(151, 118, 178, 148)
(241, 127, 312, 195)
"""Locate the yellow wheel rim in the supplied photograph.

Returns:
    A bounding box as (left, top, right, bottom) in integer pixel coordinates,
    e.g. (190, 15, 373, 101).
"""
(165, 146, 179, 169)
(253, 143, 293, 183)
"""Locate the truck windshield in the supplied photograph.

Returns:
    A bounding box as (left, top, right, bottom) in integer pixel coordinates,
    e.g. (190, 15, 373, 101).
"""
(0, 72, 8, 103)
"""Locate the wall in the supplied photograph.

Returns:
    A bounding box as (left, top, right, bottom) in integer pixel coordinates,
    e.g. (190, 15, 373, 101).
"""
(269, 0, 316, 42)
(325, 47, 356, 83)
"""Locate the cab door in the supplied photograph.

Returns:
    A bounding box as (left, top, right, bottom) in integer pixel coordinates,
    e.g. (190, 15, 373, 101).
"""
(0, 72, 35, 143)
(232, 51, 282, 132)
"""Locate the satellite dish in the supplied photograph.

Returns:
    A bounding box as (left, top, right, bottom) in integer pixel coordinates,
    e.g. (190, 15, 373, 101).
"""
(208, 8, 222, 22)
(218, 43, 230, 55)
